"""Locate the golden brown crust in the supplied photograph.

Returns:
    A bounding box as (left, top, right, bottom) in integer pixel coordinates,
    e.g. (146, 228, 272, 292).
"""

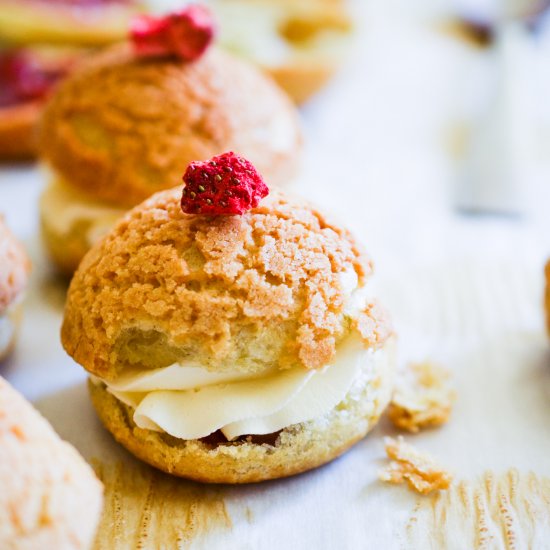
(0, 102, 41, 161)
(0, 218, 30, 313)
(0, 377, 103, 549)
(61, 188, 388, 378)
(88, 382, 360, 484)
(87, 337, 394, 483)
(40, 44, 302, 206)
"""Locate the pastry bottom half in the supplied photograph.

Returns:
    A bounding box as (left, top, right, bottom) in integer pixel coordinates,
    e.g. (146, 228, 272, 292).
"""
(40, 181, 124, 275)
(88, 338, 395, 484)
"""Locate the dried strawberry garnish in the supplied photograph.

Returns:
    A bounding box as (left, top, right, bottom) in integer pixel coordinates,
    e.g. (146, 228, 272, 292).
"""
(130, 5, 215, 62)
(181, 152, 269, 216)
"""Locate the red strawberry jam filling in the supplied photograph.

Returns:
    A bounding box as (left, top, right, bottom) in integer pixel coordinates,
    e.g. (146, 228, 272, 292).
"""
(131, 5, 215, 61)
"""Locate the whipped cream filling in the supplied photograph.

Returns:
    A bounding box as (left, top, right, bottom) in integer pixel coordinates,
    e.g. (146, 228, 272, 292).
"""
(99, 334, 377, 441)
(40, 174, 125, 246)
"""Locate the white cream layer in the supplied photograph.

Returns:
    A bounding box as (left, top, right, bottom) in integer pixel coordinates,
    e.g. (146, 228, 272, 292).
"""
(100, 334, 376, 441)
(40, 176, 124, 247)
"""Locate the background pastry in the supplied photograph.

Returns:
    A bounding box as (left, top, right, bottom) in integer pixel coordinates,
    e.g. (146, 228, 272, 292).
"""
(39, 10, 302, 274)
(61, 153, 395, 484)
(0, 47, 82, 161)
(0, 0, 142, 46)
(0, 377, 103, 549)
(0, 0, 143, 162)
(209, 0, 353, 104)
(0, 217, 30, 361)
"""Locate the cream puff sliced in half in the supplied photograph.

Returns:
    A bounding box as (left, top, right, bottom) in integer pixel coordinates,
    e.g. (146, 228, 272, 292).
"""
(38, 7, 302, 275)
(61, 152, 395, 483)
(0, 217, 30, 362)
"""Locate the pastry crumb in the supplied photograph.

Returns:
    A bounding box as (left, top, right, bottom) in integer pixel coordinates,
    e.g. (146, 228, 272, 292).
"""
(388, 361, 455, 433)
(380, 436, 452, 495)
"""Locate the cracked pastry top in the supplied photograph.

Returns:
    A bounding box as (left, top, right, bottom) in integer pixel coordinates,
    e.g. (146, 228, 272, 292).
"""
(62, 188, 391, 380)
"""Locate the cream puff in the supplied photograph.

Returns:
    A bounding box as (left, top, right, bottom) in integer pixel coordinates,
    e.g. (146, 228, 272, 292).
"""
(210, 0, 353, 104)
(39, 8, 302, 275)
(61, 152, 395, 483)
(0, 217, 30, 361)
(0, 377, 103, 549)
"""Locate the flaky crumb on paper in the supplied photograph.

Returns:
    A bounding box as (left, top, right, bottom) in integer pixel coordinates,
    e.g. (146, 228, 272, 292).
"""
(388, 361, 455, 433)
(380, 436, 453, 495)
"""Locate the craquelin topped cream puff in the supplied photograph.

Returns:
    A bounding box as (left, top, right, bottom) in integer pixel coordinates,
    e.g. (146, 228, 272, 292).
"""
(0, 217, 30, 361)
(0, 377, 103, 549)
(61, 152, 395, 483)
(39, 6, 302, 274)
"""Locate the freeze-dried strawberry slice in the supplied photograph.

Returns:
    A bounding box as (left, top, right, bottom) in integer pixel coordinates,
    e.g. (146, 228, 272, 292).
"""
(130, 5, 215, 62)
(181, 152, 269, 216)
